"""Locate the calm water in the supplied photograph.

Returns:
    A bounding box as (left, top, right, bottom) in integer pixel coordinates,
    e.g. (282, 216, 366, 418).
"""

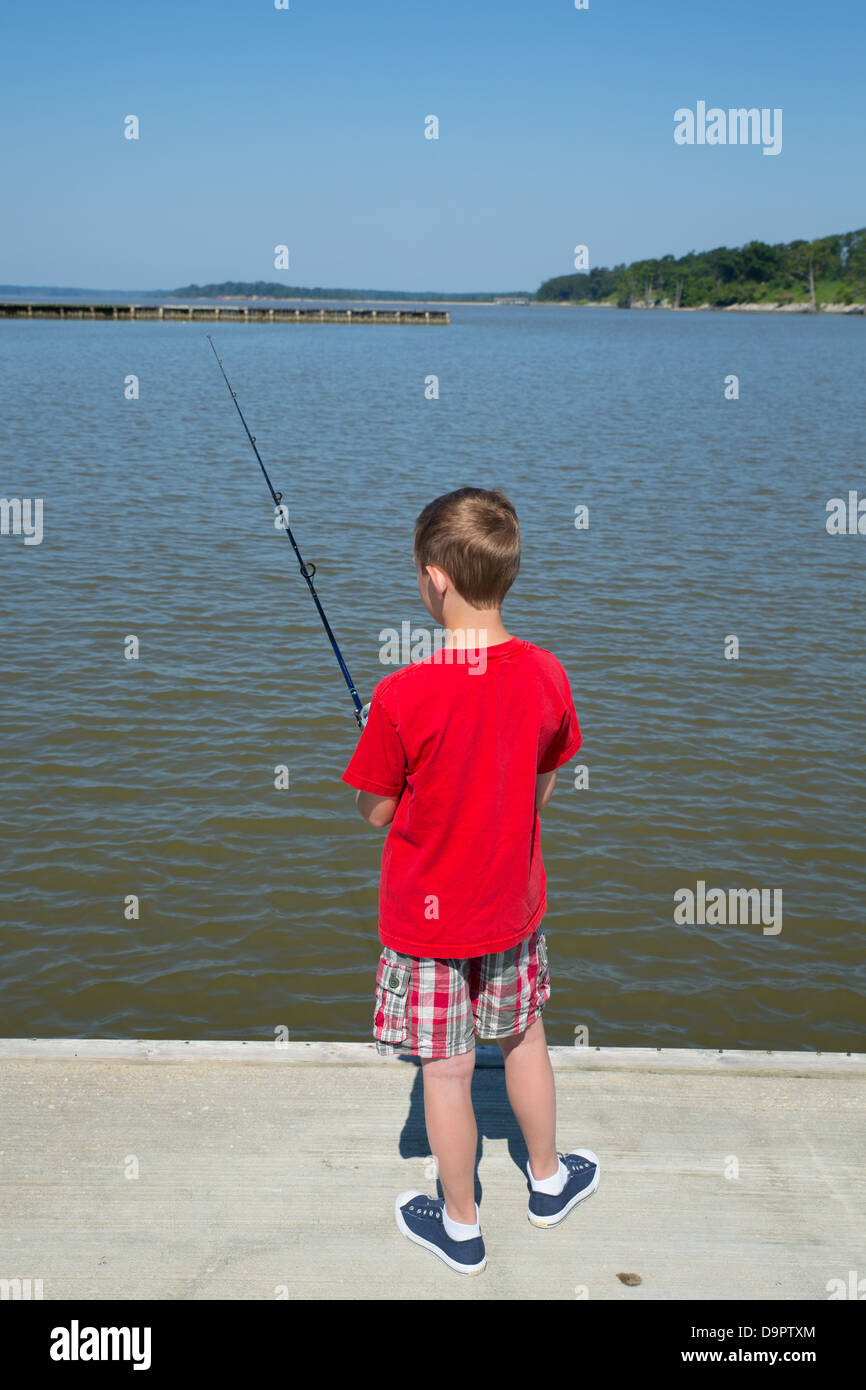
(1, 306, 863, 1047)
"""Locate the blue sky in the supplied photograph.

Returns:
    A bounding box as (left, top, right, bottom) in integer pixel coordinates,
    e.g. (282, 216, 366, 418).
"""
(2, 0, 864, 292)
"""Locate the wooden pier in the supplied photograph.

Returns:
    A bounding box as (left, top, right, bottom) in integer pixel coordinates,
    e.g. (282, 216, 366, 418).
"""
(0, 301, 449, 325)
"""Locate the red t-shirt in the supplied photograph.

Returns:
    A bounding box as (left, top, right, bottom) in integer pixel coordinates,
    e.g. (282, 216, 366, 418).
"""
(342, 636, 581, 958)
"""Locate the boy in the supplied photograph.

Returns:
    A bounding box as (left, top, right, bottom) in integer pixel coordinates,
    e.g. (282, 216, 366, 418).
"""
(342, 487, 599, 1275)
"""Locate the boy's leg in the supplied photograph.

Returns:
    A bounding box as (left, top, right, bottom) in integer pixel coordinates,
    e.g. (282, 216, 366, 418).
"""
(498, 1015, 559, 1180)
(420, 1048, 478, 1225)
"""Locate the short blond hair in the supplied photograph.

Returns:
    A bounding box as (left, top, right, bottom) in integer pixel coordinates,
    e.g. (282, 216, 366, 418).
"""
(413, 487, 520, 607)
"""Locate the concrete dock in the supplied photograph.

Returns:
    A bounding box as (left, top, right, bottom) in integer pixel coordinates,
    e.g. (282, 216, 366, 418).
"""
(1, 1042, 863, 1301)
(0, 302, 449, 324)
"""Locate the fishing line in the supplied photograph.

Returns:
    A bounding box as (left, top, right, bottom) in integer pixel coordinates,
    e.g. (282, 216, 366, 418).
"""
(207, 334, 367, 728)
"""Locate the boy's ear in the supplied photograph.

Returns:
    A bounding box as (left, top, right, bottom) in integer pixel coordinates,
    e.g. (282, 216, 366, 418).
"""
(424, 564, 451, 597)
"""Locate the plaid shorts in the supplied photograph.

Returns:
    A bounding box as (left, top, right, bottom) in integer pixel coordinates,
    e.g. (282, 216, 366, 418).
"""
(372, 926, 550, 1059)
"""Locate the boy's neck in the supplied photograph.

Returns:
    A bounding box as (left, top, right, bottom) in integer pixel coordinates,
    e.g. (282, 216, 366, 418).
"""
(440, 601, 511, 649)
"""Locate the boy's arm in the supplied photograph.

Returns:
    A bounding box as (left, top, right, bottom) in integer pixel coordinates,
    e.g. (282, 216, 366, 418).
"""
(342, 688, 406, 827)
(535, 769, 557, 814)
(355, 788, 399, 828)
(537, 665, 581, 804)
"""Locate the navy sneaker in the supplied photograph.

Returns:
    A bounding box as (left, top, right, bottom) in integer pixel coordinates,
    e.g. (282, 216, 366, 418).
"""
(395, 1190, 487, 1274)
(527, 1147, 600, 1228)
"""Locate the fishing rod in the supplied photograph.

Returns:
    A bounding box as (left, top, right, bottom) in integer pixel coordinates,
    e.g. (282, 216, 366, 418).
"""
(207, 334, 368, 729)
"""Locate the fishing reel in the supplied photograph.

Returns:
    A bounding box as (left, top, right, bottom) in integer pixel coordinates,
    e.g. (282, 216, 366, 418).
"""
(357, 701, 371, 729)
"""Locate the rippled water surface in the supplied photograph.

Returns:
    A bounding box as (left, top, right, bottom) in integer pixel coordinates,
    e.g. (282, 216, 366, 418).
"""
(1, 306, 863, 1046)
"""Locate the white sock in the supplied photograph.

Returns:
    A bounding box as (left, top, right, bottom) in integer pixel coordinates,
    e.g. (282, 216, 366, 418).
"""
(528, 1157, 568, 1195)
(442, 1202, 481, 1241)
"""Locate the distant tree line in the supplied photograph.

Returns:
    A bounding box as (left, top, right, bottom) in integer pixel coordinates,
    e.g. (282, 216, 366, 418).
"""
(168, 281, 530, 303)
(535, 229, 866, 308)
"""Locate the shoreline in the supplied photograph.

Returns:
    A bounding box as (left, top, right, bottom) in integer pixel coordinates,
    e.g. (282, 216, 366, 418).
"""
(546, 299, 865, 314)
(1, 290, 862, 314)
